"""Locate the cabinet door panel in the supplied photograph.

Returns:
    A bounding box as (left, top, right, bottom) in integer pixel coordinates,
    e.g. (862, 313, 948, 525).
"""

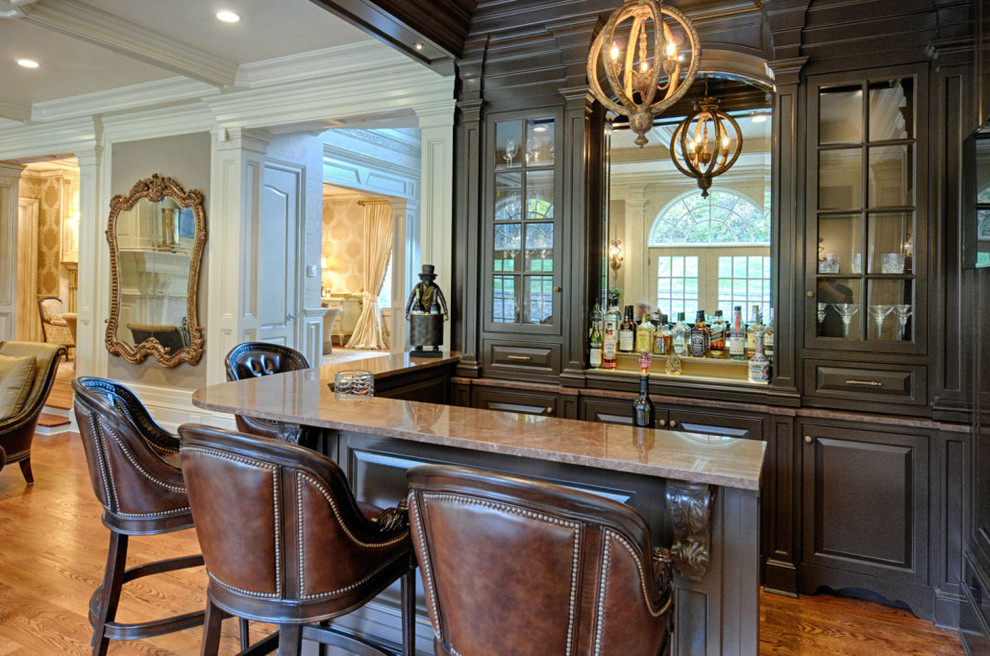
(668, 409, 764, 441)
(802, 423, 928, 585)
(473, 387, 558, 417)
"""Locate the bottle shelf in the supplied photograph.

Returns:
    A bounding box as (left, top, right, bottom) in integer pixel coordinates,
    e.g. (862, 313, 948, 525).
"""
(592, 352, 764, 384)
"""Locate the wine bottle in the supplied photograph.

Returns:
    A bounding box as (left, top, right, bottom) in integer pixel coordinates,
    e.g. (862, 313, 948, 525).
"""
(632, 352, 656, 427)
(589, 322, 603, 369)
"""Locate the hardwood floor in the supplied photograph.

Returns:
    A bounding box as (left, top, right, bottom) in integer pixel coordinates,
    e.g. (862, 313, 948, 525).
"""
(0, 417, 968, 654)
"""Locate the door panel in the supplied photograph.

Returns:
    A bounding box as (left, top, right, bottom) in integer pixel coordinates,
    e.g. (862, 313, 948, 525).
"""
(258, 165, 300, 346)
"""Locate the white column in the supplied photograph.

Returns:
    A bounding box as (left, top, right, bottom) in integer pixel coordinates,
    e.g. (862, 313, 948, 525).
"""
(74, 142, 104, 377)
(207, 127, 270, 385)
(0, 162, 25, 341)
(415, 101, 456, 350)
(624, 193, 650, 310)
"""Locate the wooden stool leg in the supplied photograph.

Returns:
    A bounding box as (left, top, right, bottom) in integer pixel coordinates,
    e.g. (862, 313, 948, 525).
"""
(402, 567, 416, 656)
(277, 624, 302, 656)
(18, 458, 33, 484)
(91, 532, 128, 656)
(200, 598, 225, 656)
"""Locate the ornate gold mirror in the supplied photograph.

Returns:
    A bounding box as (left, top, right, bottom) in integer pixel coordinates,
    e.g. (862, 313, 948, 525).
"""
(105, 174, 206, 367)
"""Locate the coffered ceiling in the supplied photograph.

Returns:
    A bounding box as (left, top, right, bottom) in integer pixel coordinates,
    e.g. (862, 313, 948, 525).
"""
(0, 0, 374, 127)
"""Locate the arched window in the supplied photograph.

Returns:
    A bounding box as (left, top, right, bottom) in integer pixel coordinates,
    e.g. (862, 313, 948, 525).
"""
(648, 189, 771, 319)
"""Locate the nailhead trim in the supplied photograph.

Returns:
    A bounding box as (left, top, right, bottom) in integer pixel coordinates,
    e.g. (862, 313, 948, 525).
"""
(408, 495, 442, 644)
(418, 492, 581, 656)
(84, 411, 114, 512)
(607, 531, 673, 619)
(185, 446, 281, 599)
(100, 416, 186, 493)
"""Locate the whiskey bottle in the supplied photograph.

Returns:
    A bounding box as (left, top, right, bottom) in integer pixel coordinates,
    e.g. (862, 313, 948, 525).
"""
(672, 312, 690, 356)
(619, 305, 636, 353)
(746, 305, 763, 357)
(729, 306, 746, 360)
(635, 311, 656, 353)
(589, 322, 603, 369)
(763, 308, 774, 360)
(709, 310, 727, 358)
(632, 352, 656, 427)
(653, 313, 672, 355)
(689, 310, 710, 358)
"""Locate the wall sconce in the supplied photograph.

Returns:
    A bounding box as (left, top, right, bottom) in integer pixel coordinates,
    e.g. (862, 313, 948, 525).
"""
(609, 239, 624, 271)
(669, 89, 743, 197)
(587, 0, 702, 147)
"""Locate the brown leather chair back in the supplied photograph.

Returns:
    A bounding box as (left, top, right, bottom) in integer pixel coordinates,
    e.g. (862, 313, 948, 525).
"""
(223, 342, 312, 443)
(72, 377, 191, 534)
(407, 465, 674, 656)
(178, 424, 413, 623)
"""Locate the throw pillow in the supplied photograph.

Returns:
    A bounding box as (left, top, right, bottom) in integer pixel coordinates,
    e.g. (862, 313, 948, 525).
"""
(0, 354, 36, 420)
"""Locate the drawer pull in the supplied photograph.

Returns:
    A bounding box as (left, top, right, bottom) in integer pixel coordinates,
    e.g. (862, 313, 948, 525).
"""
(506, 355, 532, 361)
(804, 435, 813, 444)
(657, 419, 667, 427)
(844, 379, 883, 387)
(669, 420, 677, 428)
(545, 406, 554, 415)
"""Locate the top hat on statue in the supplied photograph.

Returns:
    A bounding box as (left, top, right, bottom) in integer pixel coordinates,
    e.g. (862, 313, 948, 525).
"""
(419, 264, 437, 280)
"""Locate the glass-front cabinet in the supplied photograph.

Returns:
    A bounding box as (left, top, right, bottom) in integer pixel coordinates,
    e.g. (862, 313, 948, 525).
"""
(808, 65, 927, 354)
(486, 113, 561, 333)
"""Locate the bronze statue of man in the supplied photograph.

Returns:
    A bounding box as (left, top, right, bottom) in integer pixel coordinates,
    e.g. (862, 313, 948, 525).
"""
(404, 264, 448, 320)
(405, 265, 448, 357)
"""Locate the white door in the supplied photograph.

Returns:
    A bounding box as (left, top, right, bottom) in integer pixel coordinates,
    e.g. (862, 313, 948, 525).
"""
(257, 164, 300, 346)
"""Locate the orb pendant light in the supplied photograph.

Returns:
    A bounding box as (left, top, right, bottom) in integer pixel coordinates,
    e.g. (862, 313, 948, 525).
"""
(587, 0, 702, 147)
(670, 94, 743, 197)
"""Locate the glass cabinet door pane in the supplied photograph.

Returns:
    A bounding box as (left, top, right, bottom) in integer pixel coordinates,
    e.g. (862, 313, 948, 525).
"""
(526, 118, 555, 166)
(495, 173, 522, 221)
(493, 275, 518, 323)
(867, 280, 913, 341)
(494, 223, 521, 272)
(526, 170, 554, 219)
(869, 78, 913, 141)
(868, 212, 912, 274)
(495, 121, 523, 169)
(819, 150, 863, 210)
(816, 278, 862, 339)
(819, 86, 864, 144)
(868, 145, 913, 207)
(525, 275, 554, 325)
(525, 222, 554, 272)
(818, 213, 863, 274)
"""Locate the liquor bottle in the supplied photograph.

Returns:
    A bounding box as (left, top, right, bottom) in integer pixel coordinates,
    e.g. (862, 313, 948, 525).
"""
(604, 300, 622, 339)
(635, 311, 656, 353)
(602, 327, 617, 369)
(619, 305, 636, 353)
(763, 308, 774, 360)
(590, 303, 604, 337)
(747, 329, 770, 384)
(653, 313, 671, 355)
(665, 351, 682, 376)
(729, 306, 746, 360)
(589, 322, 603, 369)
(746, 305, 764, 357)
(672, 312, 690, 356)
(689, 310, 710, 358)
(709, 310, 727, 358)
(632, 352, 656, 427)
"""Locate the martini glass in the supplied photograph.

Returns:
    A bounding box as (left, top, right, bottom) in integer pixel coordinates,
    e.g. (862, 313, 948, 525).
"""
(893, 304, 913, 340)
(832, 303, 860, 338)
(868, 304, 893, 339)
(816, 303, 828, 326)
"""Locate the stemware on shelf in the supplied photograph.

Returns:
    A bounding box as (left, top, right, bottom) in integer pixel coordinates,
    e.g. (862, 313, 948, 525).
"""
(893, 304, 913, 339)
(832, 303, 860, 338)
(503, 138, 518, 165)
(816, 302, 828, 326)
(868, 304, 894, 339)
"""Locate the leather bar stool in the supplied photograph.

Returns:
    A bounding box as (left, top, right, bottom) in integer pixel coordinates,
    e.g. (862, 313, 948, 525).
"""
(224, 342, 313, 445)
(72, 377, 207, 655)
(178, 424, 417, 656)
(407, 464, 675, 656)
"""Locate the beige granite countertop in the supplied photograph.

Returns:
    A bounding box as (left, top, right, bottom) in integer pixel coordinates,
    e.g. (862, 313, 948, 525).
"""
(193, 356, 766, 491)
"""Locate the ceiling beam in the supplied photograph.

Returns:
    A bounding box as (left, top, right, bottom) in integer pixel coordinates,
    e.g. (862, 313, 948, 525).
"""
(15, 0, 238, 88)
(0, 98, 31, 123)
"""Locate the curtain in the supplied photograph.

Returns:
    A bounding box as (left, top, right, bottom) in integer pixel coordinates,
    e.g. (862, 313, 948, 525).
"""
(346, 201, 393, 349)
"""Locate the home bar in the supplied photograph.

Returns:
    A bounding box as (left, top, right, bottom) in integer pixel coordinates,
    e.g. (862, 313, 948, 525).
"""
(0, 0, 989, 655)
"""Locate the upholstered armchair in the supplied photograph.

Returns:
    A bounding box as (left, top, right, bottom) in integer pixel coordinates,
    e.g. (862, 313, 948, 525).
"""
(0, 341, 66, 482)
(37, 297, 74, 352)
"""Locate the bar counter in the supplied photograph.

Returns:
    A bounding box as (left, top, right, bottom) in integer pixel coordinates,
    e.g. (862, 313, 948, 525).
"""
(192, 353, 765, 656)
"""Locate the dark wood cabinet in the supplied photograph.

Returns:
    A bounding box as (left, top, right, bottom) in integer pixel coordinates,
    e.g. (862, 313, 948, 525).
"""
(799, 420, 931, 616)
(578, 395, 765, 441)
(472, 386, 559, 417)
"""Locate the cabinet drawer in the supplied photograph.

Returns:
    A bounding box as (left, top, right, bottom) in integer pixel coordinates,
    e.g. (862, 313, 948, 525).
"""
(805, 360, 927, 406)
(485, 341, 560, 374)
(667, 409, 764, 440)
(473, 387, 559, 417)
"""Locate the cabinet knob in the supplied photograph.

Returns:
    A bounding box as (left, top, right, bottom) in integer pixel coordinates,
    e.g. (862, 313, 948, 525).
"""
(669, 420, 677, 428)
(657, 419, 667, 427)
(807, 290, 815, 298)
(553, 286, 562, 292)
(546, 406, 554, 415)
(804, 435, 813, 443)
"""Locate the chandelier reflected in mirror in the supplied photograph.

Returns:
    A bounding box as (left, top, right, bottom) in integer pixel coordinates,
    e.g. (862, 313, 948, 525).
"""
(669, 90, 744, 197)
(587, 0, 701, 147)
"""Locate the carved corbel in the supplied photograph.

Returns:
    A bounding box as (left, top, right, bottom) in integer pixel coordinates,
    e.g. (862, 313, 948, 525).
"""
(665, 480, 715, 581)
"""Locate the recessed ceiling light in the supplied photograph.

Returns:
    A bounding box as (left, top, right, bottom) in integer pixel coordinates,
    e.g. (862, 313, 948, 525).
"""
(414, 42, 424, 51)
(16, 58, 39, 69)
(216, 10, 240, 23)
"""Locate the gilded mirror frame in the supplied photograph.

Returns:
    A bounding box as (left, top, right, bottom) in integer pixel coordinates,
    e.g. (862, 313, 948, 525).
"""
(105, 174, 207, 367)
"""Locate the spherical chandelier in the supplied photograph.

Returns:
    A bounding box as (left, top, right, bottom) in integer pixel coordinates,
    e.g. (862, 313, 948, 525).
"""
(669, 91, 743, 197)
(587, 0, 702, 147)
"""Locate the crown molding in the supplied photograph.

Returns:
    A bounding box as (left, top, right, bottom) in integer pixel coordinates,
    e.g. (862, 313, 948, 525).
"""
(234, 42, 379, 88)
(17, 0, 237, 87)
(0, 98, 31, 123)
(31, 77, 218, 124)
(0, 115, 100, 160)
(100, 103, 215, 144)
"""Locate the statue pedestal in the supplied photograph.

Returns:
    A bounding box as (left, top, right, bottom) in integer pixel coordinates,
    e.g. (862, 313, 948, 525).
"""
(409, 313, 444, 357)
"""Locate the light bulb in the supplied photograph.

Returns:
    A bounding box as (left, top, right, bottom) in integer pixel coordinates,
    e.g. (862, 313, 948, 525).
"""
(666, 42, 676, 57)
(610, 43, 620, 61)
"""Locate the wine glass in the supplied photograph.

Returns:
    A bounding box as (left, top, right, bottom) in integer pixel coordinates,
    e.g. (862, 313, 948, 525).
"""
(893, 304, 913, 340)
(816, 302, 828, 326)
(527, 136, 541, 163)
(868, 304, 893, 339)
(831, 303, 860, 338)
(503, 138, 518, 165)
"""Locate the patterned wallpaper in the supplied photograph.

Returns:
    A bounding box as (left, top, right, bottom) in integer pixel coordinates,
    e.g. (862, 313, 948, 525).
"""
(18, 172, 65, 298)
(322, 195, 369, 295)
